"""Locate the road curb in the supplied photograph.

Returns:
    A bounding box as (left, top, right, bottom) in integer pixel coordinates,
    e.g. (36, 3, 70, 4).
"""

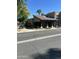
(17, 28, 60, 33)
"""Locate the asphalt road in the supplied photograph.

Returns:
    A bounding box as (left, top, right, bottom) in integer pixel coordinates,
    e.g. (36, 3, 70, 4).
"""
(17, 28, 61, 59)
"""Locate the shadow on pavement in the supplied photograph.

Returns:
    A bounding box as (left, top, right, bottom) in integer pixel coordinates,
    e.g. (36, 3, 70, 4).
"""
(31, 48, 61, 59)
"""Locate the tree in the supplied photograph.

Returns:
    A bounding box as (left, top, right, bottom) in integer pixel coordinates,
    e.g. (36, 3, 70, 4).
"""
(17, 0, 29, 22)
(17, 0, 24, 15)
(36, 9, 42, 16)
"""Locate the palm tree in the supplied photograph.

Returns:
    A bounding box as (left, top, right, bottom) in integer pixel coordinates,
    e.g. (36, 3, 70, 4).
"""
(17, 0, 29, 28)
(17, 0, 24, 15)
(36, 9, 42, 16)
(17, 0, 29, 22)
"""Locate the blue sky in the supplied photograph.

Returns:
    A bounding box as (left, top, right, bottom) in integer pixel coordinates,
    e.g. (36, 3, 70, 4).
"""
(26, 0, 61, 18)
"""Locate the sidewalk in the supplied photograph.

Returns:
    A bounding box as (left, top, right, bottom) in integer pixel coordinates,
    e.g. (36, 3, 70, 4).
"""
(17, 27, 60, 33)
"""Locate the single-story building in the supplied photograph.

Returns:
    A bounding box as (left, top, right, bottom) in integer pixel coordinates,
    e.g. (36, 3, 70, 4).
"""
(25, 12, 61, 28)
(33, 15, 59, 28)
